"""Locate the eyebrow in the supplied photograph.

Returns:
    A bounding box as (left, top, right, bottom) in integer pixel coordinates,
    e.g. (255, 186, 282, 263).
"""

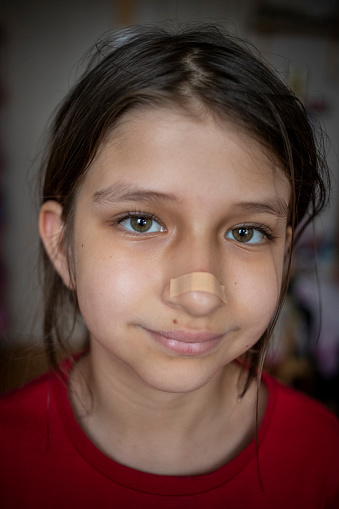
(92, 182, 180, 205)
(237, 200, 289, 218)
(92, 182, 288, 218)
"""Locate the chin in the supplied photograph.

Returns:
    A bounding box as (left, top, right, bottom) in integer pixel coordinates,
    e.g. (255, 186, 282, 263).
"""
(139, 363, 225, 395)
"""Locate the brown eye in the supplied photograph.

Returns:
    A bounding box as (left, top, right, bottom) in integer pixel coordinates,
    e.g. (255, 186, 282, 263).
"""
(225, 227, 265, 244)
(232, 227, 254, 242)
(130, 216, 153, 232)
(119, 215, 163, 234)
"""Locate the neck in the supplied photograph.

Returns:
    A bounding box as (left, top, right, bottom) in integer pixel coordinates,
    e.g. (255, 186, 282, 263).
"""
(69, 347, 265, 476)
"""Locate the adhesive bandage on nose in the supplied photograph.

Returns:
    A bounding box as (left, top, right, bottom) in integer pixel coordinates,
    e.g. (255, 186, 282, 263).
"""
(170, 272, 226, 303)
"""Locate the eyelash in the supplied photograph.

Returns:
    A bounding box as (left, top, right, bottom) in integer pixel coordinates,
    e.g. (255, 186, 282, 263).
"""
(229, 223, 277, 243)
(114, 211, 277, 245)
(115, 210, 164, 235)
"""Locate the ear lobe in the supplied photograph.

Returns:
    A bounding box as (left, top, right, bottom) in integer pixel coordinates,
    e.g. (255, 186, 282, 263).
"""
(39, 200, 73, 289)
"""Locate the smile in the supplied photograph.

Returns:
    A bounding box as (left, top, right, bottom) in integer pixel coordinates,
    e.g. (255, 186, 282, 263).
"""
(145, 328, 223, 356)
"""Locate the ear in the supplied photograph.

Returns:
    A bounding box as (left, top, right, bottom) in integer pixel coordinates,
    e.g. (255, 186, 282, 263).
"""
(39, 200, 73, 289)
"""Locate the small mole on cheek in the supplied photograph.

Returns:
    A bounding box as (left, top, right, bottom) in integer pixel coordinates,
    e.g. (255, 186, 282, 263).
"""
(173, 319, 177, 324)
(81, 244, 84, 248)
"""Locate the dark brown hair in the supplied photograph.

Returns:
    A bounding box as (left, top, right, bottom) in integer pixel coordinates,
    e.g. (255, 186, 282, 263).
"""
(40, 24, 329, 388)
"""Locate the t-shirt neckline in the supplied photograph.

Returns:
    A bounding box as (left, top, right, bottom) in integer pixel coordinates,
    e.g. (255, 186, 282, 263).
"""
(53, 358, 276, 496)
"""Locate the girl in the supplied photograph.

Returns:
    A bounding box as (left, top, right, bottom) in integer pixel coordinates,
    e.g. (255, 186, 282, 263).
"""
(1, 25, 338, 508)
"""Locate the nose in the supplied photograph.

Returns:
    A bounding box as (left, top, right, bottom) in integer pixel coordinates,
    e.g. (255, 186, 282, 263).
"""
(168, 271, 226, 317)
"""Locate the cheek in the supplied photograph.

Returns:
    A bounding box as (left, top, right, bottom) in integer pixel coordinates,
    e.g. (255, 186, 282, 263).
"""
(233, 251, 284, 329)
(74, 246, 156, 327)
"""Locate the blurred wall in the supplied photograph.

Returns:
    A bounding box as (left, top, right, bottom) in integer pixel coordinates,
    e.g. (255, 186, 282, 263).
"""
(0, 0, 115, 342)
(0, 0, 338, 345)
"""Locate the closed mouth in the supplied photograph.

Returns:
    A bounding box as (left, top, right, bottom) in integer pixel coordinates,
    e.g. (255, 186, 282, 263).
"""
(144, 328, 224, 356)
(147, 329, 223, 343)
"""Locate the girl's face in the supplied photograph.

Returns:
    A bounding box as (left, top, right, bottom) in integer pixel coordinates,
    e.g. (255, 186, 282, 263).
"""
(66, 107, 291, 393)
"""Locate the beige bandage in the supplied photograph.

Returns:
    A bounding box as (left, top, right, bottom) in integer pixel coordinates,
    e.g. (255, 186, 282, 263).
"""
(170, 272, 226, 303)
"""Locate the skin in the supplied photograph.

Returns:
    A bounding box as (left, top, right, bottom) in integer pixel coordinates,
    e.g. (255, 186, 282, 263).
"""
(40, 107, 291, 475)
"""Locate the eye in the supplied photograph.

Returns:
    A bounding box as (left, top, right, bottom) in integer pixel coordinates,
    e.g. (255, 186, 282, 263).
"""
(119, 215, 164, 234)
(225, 226, 265, 244)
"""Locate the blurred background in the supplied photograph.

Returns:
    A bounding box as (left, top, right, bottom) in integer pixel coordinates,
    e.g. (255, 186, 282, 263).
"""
(0, 0, 338, 412)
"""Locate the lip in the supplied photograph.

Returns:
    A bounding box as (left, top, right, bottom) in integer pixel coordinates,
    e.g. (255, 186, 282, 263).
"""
(145, 328, 223, 356)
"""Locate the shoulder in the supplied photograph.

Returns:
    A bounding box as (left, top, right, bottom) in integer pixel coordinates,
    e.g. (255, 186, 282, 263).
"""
(0, 371, 52, 411)
(260, 373, 339, 502)
(0, 356, 74, 417)
(0, 371, 56, 443)
(265, 372, 338, 427)
(262, 372, 339, 454)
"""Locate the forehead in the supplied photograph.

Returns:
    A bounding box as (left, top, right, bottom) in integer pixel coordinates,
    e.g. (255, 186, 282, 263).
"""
(81, 106, 290, 207)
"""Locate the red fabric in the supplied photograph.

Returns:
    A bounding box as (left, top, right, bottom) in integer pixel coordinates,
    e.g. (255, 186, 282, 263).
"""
(1, 360, 338, 508)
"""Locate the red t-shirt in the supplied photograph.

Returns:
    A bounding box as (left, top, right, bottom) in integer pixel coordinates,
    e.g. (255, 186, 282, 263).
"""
(1, 359, 338, 508)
